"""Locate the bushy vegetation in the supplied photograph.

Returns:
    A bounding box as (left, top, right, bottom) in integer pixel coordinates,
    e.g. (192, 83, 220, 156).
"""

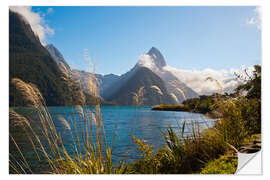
(152, 104, 189, 111)
(130, 65, 261, 174)
(215, 97, 261, 148)
(200, 155, 237, 174)
(128, 127, 228, 174)
(152, 94, 226, 117)
(183, 95, 218, 114)
(9, 65, 261, 174)
(9, 20, 261, 175)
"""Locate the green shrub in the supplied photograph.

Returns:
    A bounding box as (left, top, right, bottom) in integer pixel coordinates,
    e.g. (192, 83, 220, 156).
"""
(130, 124, 228, 174)
(200, 155, 237, 174)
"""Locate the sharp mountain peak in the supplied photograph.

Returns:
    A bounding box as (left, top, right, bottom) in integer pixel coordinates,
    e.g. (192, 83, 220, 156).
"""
(147, 47, 166, 68)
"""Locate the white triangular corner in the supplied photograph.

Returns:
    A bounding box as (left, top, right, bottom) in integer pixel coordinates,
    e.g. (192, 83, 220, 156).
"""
(236, 151, 262, 175)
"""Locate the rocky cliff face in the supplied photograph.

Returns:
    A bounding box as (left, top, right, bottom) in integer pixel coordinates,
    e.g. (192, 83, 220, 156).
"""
(45, 44, 71, 77)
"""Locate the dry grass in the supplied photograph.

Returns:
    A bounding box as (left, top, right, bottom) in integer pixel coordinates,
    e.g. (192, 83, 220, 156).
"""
(11, 78, 45, 107)
(9, 65, 125, 174)
(132, 86, 145, 106)
(151, 85, 163, 95)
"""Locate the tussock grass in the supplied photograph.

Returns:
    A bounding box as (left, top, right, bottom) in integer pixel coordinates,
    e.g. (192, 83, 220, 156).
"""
(9, 71, 128, 174)
(129, 121, 229, 174)
(9, 103, 130, 174)
(9, 65, 261, 174)
(10, 78, 45, 107)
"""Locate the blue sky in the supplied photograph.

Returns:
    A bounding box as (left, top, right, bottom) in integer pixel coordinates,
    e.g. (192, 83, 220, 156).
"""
(33, 6, 261, 75)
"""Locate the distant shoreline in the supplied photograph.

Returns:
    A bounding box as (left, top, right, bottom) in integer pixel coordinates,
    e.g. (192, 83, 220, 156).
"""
(151, 104, 222, 119)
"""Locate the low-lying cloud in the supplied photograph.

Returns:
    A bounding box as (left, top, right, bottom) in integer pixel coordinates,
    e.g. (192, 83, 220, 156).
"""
(9, 6, 54, 45)
(163, 65, 254, 95)
(137, 53, 255, 95)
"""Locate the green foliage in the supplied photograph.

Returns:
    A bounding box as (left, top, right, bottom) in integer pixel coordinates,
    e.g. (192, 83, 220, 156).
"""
(215, 99, 247, 148)
(182, 95, 221, 114)
(132, 64, 261, 173)
(214, 65, 261, 147)
(130, 136, 160, 173)
(216, 98, 261, 148)
(9, 12, 261, 173)
(152, 104, 189, 111)
(236, 65, 261, 99)
(129, 125, 227, 174)
(200, 155, 237, 174)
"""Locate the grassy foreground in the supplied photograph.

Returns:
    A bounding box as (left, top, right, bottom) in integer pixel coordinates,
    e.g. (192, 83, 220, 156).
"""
(9, 65, 261, 174)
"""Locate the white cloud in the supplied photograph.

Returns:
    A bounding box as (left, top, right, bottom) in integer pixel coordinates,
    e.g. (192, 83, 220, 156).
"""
(163, 65, 254, 95)
(246, 6, 262, 30)
(138, 54, 159, 71)
(137, 52, 255, 95)
(9, 6, 54, 45)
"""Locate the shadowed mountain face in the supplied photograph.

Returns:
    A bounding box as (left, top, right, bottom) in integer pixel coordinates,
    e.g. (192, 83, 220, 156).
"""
(106, 67, 176, 106)
(136, 47, 199, 103)
(45, 43, 120, 101)
(147, 47, 167, 69)
(9, 11, 88, 106)
(10, 9, 197, 106)
(45, 44, 71, 77)
(101, 47, 199, 105)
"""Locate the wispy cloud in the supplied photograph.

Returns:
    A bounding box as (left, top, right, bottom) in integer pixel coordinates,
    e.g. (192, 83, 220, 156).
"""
(246, 6, 262, 30)
(82, 48, 96, 73)
(9, 6, 54, 45)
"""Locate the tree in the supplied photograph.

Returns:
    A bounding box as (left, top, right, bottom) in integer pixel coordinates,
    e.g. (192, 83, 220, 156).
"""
(235, 65, 261, 99)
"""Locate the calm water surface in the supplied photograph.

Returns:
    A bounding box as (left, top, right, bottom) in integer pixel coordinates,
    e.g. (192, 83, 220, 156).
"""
(10, 106, 216, 172)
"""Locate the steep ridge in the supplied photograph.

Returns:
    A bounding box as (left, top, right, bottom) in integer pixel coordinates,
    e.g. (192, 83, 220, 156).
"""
(102, 47, 199, 105)
(107, 67, 176, 106)
(45, 44, 71, 77)
(45, 44, 121, 99)
(136, 47, 199, 103)
(9, 11, 88, 106)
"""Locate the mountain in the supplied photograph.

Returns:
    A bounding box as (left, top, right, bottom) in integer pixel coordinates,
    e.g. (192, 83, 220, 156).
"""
(136, 47, 199, 103)
(70, 70, 120, 97)
(9, 10, 90, 106)
(45, 44, 71, 77)
(95, 73, 120, 96)
(45, 44, 120, 98)
(102, 47, 199, 105)
(106, 67, 176, 106)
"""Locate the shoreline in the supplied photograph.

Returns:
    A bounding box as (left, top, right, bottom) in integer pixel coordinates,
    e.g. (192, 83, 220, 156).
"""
(151, 104, 222, 119)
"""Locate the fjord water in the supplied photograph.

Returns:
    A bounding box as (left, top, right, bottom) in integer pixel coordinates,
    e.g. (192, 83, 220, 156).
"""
(10, 106, 216, 172)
